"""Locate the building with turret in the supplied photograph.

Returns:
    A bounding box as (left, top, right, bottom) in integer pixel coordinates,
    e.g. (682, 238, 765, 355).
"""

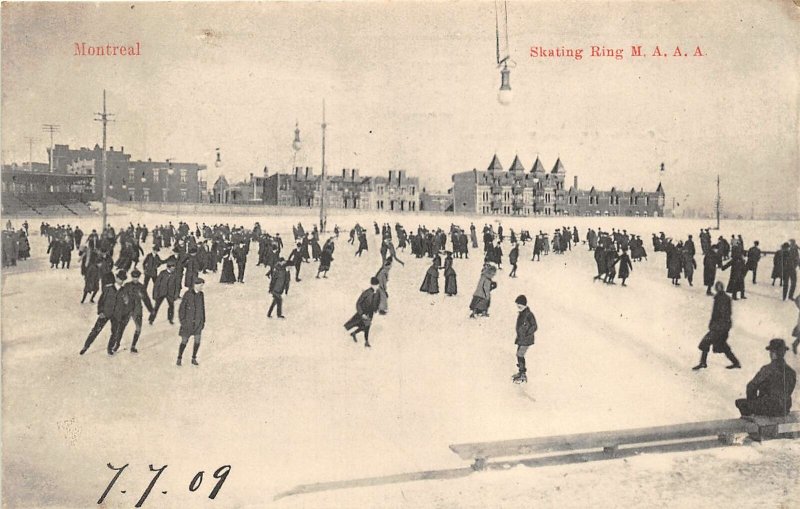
(451, 155, 665, 217)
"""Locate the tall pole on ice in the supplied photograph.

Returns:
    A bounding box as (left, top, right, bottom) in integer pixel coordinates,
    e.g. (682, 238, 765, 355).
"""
(95, 90, 113, 232)
(715, 173, 720, 230)
(320, 100, 327, 233)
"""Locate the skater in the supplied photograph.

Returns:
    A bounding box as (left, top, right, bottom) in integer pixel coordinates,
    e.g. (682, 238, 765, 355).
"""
(444, 252, 457, 296)
(375, 258, 391, 314)
(219, 244, 236, 284)
(150, 260, 179, 325)
(792, 294, 800, 354)
(234, 242, 247, 283)
(122, 269, 153, 354)
(106, 270, 133, 355)
(81, 258, 101, 303)
(79, 272, 117, 355)
(703, 245, 722, 295)
(618, 248, 633, 286)
(177, 277, 206, 366)
(267, 258, 289, 318)
(344, 277, 381, 348)
(288, 243, 303, 282)
(355, 231, 368, 257)
(316, 242, 334, 278)
(419, 258, 440, 294)
(509, 242, 519, 278)
(512, 295, 538, 384)
(746, 241, 762, 284)
(721, 247, 747, 300)
(735, 339, 795, 417)
(692, 281, 741, 370)
(469, 263, 497, 318)
(142, 246, 161, 292)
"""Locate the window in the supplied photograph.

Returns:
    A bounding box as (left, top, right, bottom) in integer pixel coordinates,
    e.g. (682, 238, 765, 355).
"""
(153, 168, 159, 183)
(143, 188, 150, 202)
(180, 169, 187, 183)
(411, 187, 416, 195)
(128, 168, 135, 182)
(128, 188, 136, 201)
(180, 189, 187, 201)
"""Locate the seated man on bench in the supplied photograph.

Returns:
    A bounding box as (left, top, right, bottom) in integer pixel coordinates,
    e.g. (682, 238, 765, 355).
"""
(736, 338, 796, 418)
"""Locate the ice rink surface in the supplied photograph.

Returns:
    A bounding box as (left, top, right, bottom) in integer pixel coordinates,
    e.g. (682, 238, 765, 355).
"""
(2, 208, 798, 508)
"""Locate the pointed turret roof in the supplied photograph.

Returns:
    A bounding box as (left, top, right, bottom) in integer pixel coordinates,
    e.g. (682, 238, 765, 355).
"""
(530, 156, 545, 174)
(656, 182, 664, 194)
(509, 155, 525, 173)
(551, 157, 565, 174)
(487, 154, 503, 172)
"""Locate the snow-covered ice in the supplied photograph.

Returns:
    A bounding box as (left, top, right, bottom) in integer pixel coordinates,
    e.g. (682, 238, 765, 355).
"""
(2, 207, 798, 508)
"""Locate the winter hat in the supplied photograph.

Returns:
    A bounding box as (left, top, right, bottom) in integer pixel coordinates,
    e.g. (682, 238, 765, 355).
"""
(193, 277, 205, 285)
(102, 273, 116, 286)
(130, 269, 142, 278)
(515, 295, 527, 306)
(116, 270, 128, 281)
(766, 338, 789, 354)
(370, 277, 379, 285)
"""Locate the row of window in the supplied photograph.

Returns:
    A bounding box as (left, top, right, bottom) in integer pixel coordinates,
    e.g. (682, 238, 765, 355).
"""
(127, 188, 189, 201)
(375, 200, 417, 211)
(376, 186, 416, 196)
(128, 168, 188, 184)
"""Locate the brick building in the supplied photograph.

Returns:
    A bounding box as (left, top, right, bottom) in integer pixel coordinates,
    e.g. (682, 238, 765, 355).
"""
(451, 155, 665, 217)
(49, 144, 206, 203)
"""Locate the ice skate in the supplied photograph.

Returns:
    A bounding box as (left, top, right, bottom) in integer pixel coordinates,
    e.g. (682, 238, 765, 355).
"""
(513, 373, 527, 384)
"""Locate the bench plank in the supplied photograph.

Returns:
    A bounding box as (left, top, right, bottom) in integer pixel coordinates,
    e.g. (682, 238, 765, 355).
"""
(450, 418, 759, 461)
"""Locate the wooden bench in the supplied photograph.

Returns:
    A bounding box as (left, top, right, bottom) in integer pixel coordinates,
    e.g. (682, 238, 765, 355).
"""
(450, 414, 799, 471)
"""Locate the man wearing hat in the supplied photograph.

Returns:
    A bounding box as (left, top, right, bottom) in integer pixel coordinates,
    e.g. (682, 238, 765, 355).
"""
(106, 270, 134, 355)
(117, 269, 154, 354)
(142, 245, 161, 292)
(512, 295, 538, 384)
(183, 246, 200, 288)
(735, 339, 796, 417)
(80, 272, 118, 355)
(178, 277, 206, 366)
(267, 258, 289, 318)
(150, 259, 179, 325)
(693, 281, 741, 370)
(344, 277, 381, 348)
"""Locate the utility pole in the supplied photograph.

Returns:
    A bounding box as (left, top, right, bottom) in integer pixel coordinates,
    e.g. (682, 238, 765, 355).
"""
(320, 100, 327, 233)
(715, 173, 721, 230)
(41, 124, 60, 172)
(24, 137, 35, 171)
(94, 90, 114, 231)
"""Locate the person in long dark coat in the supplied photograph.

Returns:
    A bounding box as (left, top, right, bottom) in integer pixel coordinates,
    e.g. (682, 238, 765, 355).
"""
(703, 246, 722, 295)
(420, 259, 440, 294)
(150, 261, 179, 324)
(81, 259, 101, 303)
(682, 248, 697, 286)
(771, 246, 784, 286)
(355, 231, 368, 257)
(47, 237, 61, 268)
(745, 241, 762, 284)
(692, 281, 741, 370)
(267, 259, 289, 318)
(344, 277, 381, 347)
(317, 242, 334, 279)
(667, 243, 682, 285)
(509, 243, 519, 278)
(177, 278, 205, 366)
(618, 248, 633, 286)
(721, 248, 747, 300)
(444, 252, 457, 296)
(219, 245, 236, 284)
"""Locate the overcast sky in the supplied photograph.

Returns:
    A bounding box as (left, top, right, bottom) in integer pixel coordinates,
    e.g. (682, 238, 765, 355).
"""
(2, 1, 798, 215)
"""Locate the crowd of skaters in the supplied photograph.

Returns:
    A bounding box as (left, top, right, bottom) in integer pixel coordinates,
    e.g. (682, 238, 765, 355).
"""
(4, 216, 797, 412)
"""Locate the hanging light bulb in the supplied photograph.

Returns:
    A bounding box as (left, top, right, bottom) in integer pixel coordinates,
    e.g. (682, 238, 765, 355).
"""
(215, 148, 222, 168)
(292, 122, 302, 152)
(498, 63, 512, 106)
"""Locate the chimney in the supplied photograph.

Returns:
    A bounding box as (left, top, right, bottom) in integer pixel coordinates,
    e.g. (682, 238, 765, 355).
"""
(120, 146, 124, 153)
(352, 169, 359, 181)
(294, 166, 301, 179)
(574, 176, 578, 190)
(342, 168, 346, 179)
(109, 146, 114, 151)
(305, 167, 311, 179)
